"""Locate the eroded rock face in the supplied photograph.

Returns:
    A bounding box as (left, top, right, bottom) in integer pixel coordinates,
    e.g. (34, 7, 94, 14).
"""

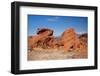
(37, 28, 53, 36)
(79, 33, 88, 44)
(28, 28, 87, 54)
(60, 28, 80, 52)
(28, 28, 55, 50)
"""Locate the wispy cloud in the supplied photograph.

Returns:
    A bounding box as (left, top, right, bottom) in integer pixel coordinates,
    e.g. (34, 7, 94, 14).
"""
(47, 17, 59, 22)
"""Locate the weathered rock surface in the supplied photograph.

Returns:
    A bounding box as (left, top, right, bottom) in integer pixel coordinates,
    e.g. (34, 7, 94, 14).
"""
(28, 28, 56, 50)
(28, 28, 87, 57)
(60, 28, 81, 52)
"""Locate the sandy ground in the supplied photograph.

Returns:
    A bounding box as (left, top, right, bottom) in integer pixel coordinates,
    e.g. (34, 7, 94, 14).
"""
(28, 48, 87, 61)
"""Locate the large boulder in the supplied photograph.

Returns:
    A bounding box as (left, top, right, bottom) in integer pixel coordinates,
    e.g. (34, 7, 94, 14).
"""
(37, 28, 53, 36)
(60, 28, 80, 52)
(28, 28, 55, 50)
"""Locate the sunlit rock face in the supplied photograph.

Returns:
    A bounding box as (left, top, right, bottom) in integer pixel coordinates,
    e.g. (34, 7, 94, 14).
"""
(28, 28, 56, 50)
(28, 28, 87, 55)
(28, 28, 88, 60)
(60, 28, 80, 52)
(60, 28, 87, 54)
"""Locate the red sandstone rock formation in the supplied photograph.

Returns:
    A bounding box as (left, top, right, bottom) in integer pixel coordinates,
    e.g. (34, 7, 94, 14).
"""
(37, 28, 53, 36)
(60, 28, 79, 52)
(28, 28, 55, 50)
(28, 27, 87, 55)
(79, 33, 88, 44)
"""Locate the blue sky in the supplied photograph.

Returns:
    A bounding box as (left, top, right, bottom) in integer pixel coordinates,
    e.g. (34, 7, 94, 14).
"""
(28, 15, 88, 36)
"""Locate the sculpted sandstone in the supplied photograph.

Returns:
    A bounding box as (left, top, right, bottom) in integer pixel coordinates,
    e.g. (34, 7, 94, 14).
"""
(28, 28, 56, 50)
(28, 28, 87, 55)
(60, 28, 80, 52)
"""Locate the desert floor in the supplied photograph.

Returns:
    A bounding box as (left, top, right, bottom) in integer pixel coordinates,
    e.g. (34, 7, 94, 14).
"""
(28, 48, 87, 61)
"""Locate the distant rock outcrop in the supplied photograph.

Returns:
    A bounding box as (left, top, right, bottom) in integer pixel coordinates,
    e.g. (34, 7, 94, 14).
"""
(79, 33, 88, 44)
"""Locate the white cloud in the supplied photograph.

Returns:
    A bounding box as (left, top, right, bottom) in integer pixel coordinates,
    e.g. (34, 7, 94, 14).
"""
(47, 17, 60, 22)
